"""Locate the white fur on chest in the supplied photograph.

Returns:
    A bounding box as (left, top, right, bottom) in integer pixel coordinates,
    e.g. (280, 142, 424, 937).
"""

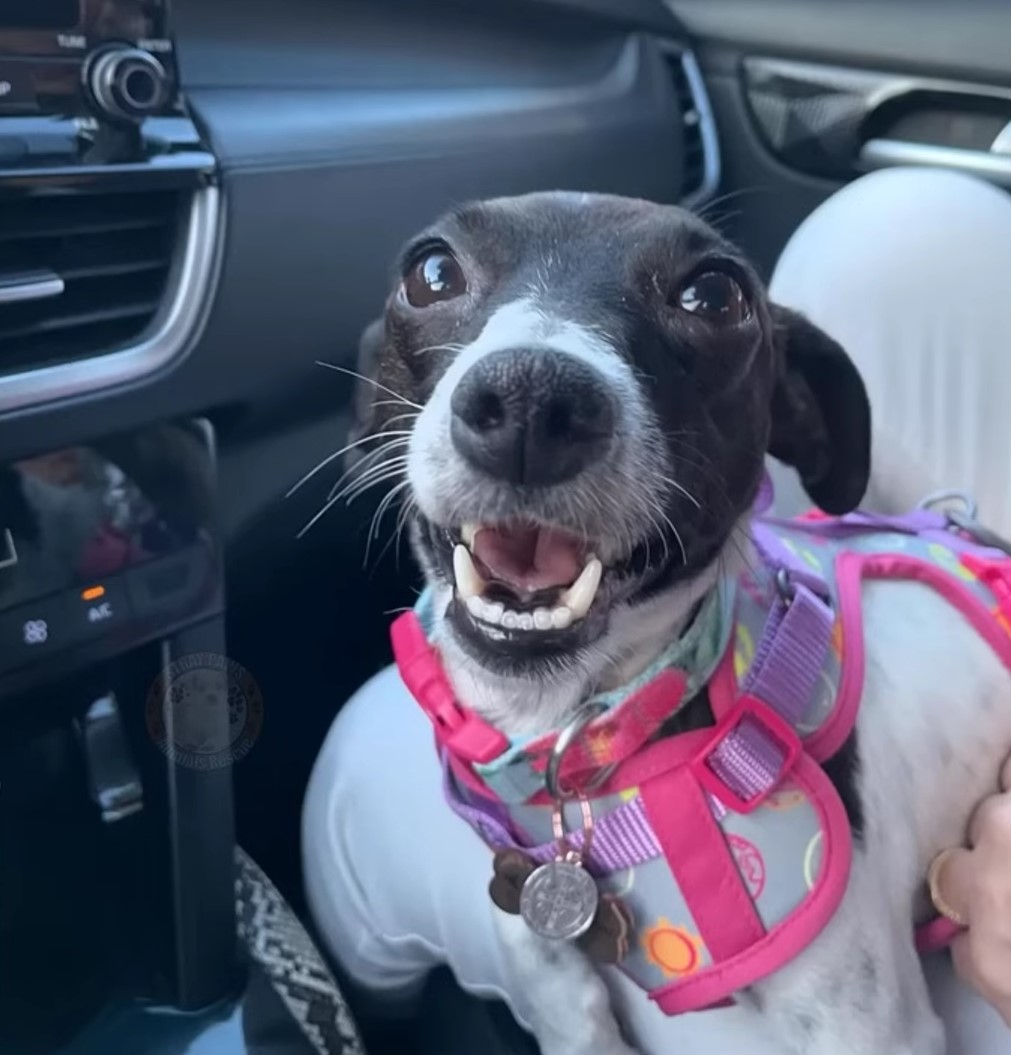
(857, 578, 1011, 905)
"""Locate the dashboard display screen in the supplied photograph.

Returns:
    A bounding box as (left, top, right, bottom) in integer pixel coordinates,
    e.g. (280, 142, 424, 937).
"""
(0, 1, 81, 30)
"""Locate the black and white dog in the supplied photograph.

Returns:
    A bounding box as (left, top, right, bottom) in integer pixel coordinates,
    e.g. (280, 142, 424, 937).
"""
(345, 192, 1011, 1054)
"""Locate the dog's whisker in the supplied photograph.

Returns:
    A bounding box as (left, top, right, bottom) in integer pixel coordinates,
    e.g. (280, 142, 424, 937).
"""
(342, 459, 410, 500)
(315, 361, 423, 410)
(327, 439, 410, 501)
(340, 461, 410, 506)
(371, 478, 411, 539)
(413, 341, 466, 356)
(383, 411, 421, 428)
(286, 430, 412, 499)
(365, 479, 414, 566)
(297, 456, 409, 539)
(296, 491, 345, 539)
(658, 474, 702, 511)
(364, 492, 418, 577)
(369, 399, 423, 411)
(309, 455, 407, 528)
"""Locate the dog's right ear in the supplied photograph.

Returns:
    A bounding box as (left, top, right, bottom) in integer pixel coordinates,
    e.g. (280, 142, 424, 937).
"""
(767, 305, 871, 514)
(346, 317, 386, 470)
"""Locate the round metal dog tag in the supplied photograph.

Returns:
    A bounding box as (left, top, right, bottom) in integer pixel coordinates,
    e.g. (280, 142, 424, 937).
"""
(519, 860, 598, 941)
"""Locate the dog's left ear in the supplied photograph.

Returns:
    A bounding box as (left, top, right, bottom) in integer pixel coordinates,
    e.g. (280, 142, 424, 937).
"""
(767, 305, 871, 514)
(345, 316, 386, 470)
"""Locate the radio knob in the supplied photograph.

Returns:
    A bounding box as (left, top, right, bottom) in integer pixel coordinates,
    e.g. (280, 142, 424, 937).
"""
(85, 47, 169, 122)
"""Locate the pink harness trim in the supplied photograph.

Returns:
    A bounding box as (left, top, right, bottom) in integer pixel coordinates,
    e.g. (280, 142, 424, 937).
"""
(651, 752, 853, 1013)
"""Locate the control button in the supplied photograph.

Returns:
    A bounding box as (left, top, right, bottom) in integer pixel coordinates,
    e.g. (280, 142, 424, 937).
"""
(126, 546, 214, 621)
(84, 46, 169, 122)
(67, 578, 131, 640)
(0, 62, 38, 110)
(0, 595, 73, 673)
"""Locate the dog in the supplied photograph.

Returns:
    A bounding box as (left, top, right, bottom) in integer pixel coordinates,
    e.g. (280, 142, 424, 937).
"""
(342, 191, 1011, 1054)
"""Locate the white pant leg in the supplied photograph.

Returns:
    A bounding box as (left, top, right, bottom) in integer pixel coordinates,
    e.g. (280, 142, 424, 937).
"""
(304, 168, 1011, 1053)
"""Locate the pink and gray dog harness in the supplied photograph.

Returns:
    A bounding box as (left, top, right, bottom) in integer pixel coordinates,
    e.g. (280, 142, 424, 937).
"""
(393, 488, 1011, 1014)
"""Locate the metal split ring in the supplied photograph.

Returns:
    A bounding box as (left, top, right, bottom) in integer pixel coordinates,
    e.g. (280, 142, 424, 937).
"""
(546, 701, 616, 801)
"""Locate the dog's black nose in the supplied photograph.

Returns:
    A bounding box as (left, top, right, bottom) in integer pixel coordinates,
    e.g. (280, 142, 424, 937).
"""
(450, 348, 616, 485)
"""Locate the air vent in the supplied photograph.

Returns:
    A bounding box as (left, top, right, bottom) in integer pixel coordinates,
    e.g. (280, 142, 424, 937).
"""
(0, 187, 184, 378)
(665, 49, 718, 205)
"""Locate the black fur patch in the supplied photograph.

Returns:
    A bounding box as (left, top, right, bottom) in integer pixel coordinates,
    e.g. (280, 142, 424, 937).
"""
(821, 732, 864, 839)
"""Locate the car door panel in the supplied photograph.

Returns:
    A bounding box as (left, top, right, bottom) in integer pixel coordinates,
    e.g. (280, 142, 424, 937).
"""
(667, 0, 1011, 274)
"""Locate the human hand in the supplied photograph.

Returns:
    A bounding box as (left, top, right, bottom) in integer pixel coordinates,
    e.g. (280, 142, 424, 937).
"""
(930, 753, 1011, 1026)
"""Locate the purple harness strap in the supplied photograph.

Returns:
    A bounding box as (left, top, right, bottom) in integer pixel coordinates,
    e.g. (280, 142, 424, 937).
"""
(445, 764, 662, 874)
(446, 539, 837, 869)
(706, 583, 833, 803)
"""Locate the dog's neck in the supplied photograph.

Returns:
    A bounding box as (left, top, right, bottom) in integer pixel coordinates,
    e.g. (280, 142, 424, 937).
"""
(432, 532, 746, 739)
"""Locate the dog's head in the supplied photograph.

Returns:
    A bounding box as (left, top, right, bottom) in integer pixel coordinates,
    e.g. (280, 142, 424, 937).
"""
(349, 193, 869, 727)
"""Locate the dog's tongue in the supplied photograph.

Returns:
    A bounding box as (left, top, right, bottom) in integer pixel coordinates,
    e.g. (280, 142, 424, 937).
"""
(471, 524, 583, 593)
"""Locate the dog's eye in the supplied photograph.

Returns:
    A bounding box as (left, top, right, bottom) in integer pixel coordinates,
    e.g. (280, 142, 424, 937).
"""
(403, 249, 468, 307)
(677, 271, 750, 325)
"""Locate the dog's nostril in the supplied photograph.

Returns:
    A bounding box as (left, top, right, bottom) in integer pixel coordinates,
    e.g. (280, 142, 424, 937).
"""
(545, 397, 573, 441)
(471, 390, 505, 432)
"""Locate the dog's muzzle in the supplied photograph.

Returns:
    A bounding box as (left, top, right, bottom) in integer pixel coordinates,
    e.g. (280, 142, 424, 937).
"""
(450, 347, 616, 487)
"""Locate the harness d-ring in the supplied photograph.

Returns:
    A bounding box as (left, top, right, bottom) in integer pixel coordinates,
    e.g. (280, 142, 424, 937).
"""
(775, 567, 795, 605)
(917, 489, 979, 520)
(946, 509, 1011, 557)
(546, 701, 616, 800)
(917, 489, 1011, 555)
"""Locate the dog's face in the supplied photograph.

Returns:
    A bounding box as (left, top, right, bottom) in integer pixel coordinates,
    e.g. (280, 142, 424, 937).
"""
(350, 193, 869, 718)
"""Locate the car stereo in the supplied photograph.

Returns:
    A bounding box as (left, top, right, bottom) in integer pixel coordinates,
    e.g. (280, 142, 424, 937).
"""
(0, 420, 222, 697)
(0, 0, 179, 122)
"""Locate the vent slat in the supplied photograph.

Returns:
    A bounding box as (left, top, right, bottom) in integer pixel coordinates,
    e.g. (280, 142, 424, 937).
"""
(0, 300, 160, 342)
(667, 54, 707, 199)
(0, 188, 182, 376)
(0, 216, 170, 242)
(59, 258, 168, 281)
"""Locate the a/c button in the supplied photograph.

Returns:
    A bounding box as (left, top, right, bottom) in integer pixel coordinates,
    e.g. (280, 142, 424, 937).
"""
(67, 578, 131, 640)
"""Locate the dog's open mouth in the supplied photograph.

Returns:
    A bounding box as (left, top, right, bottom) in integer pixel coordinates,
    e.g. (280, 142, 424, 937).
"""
(452, 521, 603, 635)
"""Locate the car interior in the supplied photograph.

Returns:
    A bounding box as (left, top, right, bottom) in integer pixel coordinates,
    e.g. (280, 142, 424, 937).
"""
(2, 1, 1011, 1053)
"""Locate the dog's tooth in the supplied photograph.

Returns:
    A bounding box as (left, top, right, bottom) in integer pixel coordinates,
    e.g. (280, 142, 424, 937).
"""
(533, 608, 553, 631)
(466, 595, 486, 619)
(551, 606, 573, 629)
(560, 557, 602, 620)
(483, 601, 504, 625)
(517, 612, 534, 631)
(461, 522, 481, 549)
(453, 544, 486, 600)
(501, 609, 519, 630)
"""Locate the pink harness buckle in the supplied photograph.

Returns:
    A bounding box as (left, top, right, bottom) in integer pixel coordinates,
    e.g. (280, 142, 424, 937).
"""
(692, 694, 802, 814)
(391, 613, 509, 764)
